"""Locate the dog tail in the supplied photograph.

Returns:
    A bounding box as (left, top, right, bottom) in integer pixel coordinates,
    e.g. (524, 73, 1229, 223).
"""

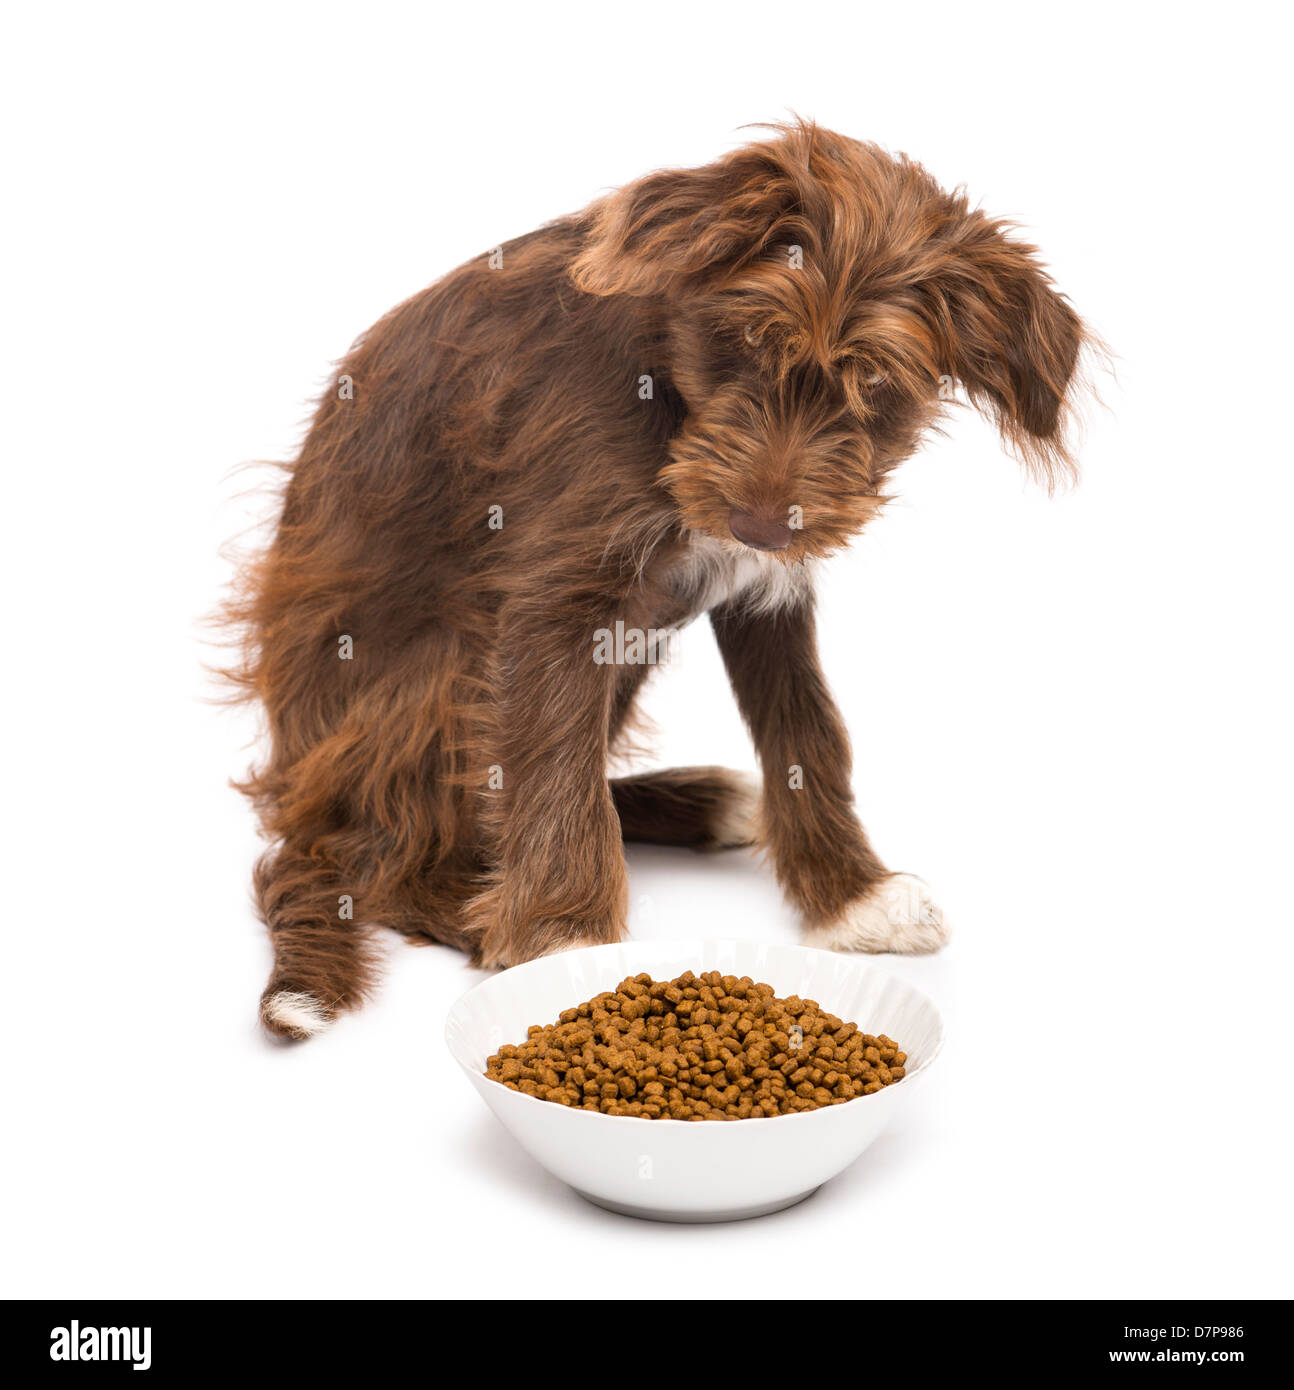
(254, 847, 380, 1040)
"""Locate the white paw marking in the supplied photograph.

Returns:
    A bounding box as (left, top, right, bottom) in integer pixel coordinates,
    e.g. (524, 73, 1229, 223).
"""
(264, 990, 332, 1037)
(803, 873, 949, 955)
(711, 770, 761, 847)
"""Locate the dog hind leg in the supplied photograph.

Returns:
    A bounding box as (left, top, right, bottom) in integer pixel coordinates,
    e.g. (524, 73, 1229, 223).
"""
(381, 854, 484, 954)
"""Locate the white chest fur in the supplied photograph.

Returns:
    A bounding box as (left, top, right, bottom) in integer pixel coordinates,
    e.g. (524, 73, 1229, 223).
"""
(665, 533, 814, 617)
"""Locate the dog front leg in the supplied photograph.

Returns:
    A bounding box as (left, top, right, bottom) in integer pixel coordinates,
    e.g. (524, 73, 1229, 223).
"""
(710, 595, 948, 953)
(470, 608, 628, 968)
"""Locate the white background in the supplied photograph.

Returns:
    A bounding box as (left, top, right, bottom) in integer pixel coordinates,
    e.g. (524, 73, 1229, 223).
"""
(3, 1, 1291, 1299)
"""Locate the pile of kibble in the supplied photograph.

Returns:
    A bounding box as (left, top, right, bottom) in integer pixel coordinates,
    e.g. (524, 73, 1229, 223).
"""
(484, 970, 906, 1120)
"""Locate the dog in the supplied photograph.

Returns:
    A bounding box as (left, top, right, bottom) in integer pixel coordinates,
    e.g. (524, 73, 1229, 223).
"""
(227, 121, 1090, 1039)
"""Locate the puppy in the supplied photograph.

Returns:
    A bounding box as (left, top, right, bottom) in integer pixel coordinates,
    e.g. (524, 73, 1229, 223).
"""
(228, 121, 1089, 1039)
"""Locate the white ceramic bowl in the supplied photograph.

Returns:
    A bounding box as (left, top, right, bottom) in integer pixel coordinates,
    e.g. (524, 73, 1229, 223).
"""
(445, 939, 943, 1222)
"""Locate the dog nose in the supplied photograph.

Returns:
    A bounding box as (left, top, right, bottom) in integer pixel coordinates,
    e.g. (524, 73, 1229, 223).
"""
(729, 509, 792, 551)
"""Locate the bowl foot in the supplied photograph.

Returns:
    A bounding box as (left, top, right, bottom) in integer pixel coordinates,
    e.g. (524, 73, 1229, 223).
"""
(573, 1186, 820, 1224)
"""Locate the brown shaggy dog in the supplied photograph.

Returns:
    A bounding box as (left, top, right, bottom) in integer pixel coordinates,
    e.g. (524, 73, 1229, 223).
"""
(227, 122, 1090, 1039)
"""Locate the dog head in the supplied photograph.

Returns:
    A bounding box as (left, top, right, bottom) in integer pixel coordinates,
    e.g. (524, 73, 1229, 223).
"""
(571, 123, 1089, 561)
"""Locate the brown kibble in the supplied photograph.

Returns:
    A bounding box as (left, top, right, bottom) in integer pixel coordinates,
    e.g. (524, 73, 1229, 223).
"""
(482, 971, 907, 1120)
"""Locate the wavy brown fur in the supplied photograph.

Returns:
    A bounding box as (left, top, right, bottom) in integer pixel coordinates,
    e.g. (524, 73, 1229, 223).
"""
(224, 121, 1091, 1037)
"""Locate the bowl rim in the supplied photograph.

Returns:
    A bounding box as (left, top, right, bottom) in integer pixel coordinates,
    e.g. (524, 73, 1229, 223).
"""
(444, 938, 945, 1129)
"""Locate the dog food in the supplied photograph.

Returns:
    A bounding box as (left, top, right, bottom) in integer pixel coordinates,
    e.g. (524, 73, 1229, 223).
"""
(485, 970, 906, 1120)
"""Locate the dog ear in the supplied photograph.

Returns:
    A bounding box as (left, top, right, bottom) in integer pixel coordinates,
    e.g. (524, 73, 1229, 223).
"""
(571, 150, 794, 298)
(934, 216, 1086, 485)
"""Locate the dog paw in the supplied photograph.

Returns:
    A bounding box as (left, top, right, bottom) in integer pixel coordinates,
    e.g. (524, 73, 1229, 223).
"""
(475, 916, 627, 970)
(707, 769, 761, 848)
(260, 988, 335, 1040)
(802, 874, 949, 955)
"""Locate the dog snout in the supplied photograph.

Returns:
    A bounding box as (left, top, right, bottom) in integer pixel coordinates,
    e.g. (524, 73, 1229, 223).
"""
(729, 508, 792, 552)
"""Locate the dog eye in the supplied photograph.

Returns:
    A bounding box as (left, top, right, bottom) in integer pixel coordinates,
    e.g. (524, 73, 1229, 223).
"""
(864, 370, 887, 387)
